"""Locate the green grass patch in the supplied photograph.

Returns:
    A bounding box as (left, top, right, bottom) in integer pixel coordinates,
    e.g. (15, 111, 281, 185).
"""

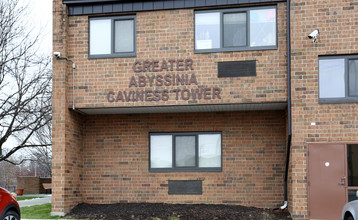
(17, 196, 42, 201)
(20, 203, 66, 219)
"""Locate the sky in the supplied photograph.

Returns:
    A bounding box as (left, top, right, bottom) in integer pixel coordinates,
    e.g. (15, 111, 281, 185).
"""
(3, 0, 52, 152)
(22, 0, 53, 55)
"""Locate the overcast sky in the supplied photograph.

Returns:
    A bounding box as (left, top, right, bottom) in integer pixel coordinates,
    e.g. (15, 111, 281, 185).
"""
(23, 0, 53, 55)
(3, 0, 52, 152)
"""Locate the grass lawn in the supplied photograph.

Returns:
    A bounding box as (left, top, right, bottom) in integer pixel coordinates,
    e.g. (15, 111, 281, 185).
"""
(20, 203, 66, 219)
(17, 196, 42, 201)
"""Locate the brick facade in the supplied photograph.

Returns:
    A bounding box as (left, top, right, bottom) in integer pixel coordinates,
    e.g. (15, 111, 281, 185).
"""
(82, 111, 286, 207)
(65, 4, 287, 108)
(289, 1, 358, 219)
(52, 0, 358, 218)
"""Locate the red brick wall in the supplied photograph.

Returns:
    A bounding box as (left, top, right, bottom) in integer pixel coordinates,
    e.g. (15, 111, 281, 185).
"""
(289, 1, 358, 219)
(52, 0, 84, 214)
(82, 111, 286, 208)
(52, 0, 290, 215)
(66, 3, 288, 108)
(17, 177, 40, 194)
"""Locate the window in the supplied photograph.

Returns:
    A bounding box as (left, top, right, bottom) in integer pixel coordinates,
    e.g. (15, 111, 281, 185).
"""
(195, 6, 276, 53)
(319, 55, 358, 103)
(89, 15, 136, 58)
(150, 132, 222, 172)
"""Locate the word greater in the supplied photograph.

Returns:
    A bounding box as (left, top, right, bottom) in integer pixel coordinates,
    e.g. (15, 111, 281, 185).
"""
(133, 59, 193, 73)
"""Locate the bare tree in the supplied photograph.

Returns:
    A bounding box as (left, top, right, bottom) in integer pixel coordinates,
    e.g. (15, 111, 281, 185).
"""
(0, 0, 52, 164)
(0, 159, 17, 191)
(27, 122, 52, 177)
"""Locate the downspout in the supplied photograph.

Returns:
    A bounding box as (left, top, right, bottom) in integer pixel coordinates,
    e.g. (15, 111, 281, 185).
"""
(281, 0, 292, 210)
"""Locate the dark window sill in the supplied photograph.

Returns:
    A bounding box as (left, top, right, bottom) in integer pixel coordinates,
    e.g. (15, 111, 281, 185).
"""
(319, 98, 358, 104)
(149, 167, 222, 172)
(194, 45, 277, 54)
(88, 52, 136, 59)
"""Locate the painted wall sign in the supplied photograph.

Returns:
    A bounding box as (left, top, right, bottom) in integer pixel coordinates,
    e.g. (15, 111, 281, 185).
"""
(107, 59, 222, 103)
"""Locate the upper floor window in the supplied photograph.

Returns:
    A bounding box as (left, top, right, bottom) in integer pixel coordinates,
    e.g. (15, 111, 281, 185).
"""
(89, 15, 136, 58)
(195, 6, 277, 53)
(319, 55, 358, 103)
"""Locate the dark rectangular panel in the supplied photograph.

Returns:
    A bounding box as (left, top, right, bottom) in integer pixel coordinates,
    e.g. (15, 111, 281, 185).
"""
(195, 0, 206, 6)
(184, 0, 195, 7)
(168, 180, 202, 195)
(218, 60, 256, 77)
(73, 6, 83, 15)
(143, 2, 154, 10)
(113, 3, 123, 12)
(133, 2, 143, 11)
(206, 0, 217, 6)
(174, 0, 185, 8)
(153, 1, 164, 10)
(66, 0, 286, 15)
(123, 3, 133, 11)
(64, 0, 285, 4)
(93, 5, 102, 13)
(163, 0, 174, 9)
(83, 5, 93, 14)
(103, 4, 113, 13)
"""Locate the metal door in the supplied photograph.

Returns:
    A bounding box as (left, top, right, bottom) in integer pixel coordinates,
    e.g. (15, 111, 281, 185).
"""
(308, 143, 346, 220)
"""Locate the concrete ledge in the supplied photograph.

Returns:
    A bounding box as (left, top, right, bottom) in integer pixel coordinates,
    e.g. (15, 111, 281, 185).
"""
(50, 212, 66, 217)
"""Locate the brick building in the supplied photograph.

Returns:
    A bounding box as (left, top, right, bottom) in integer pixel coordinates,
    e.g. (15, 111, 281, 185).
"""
(52, 0, 358, 219)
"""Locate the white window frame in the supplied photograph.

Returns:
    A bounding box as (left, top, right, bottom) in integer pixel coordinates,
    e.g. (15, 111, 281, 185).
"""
(194, 6, 277, 53)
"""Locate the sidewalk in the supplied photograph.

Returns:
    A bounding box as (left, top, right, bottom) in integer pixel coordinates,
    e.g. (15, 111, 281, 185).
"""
(18, 195, 52, 207)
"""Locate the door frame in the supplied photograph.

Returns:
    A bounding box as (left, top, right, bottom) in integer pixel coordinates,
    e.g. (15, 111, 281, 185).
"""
(307, 143, 350, 218)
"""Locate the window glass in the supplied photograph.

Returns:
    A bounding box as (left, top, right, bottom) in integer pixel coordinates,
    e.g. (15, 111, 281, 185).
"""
(319, 59, 345, 98)
(199, 134, 221, 167)
(175, 136, 196, 167)
(115, 19, 134, 53)
(349, 60, 358, 97)
(90, 19, 111, 55)
(348, 190, 358, 202)
(250, 9, 276, 47)
(150, 135, 172, 168)
(348, 144, 358, 187)
(150, 132, 221, 171)
(224, 13, 246, 47)
(195, 12, 220, 50)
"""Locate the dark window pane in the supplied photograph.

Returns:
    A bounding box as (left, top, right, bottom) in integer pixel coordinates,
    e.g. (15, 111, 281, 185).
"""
(348, 190, 358, 202)
(223, 13, 246, 47)
(348, 144, 358, 186)
(115, 19, 134, 53)
(175, 136, 195, 167)
(349, 59, 358, 97)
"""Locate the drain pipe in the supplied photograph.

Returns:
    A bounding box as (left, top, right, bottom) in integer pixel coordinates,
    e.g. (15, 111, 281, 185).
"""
(54, 52, 76, 110)
(281, 0, 292, 210)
